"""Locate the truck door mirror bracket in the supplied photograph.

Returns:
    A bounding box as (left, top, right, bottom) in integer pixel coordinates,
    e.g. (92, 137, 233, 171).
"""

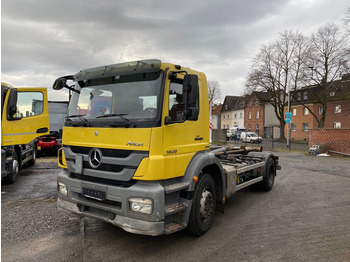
(164, 116, 172, 125)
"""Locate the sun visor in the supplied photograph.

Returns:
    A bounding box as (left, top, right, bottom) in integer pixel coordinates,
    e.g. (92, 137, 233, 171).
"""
(74, 59, 162, 81)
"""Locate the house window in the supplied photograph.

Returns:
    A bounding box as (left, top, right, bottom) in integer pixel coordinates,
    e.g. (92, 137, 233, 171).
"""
(303, 107, 309, 115)
(255, 100, 259, 106)
(256, 124, 259, 131)
(234, 113, 237, 118)
(330, 92, 335, 97)
(334, 122, 341, 128)
(292, 108, 297, 116)
(302, 123, 309, 132)
(240, 112, 243, 118)
(249, 101, 253, 107)
(227, 124, 230, 129)
(297, 92, 301, 100)
(303, 92, 308, 100)
(256, 111, 260, 119)
(291, 123, 296, 131)
(223, 115, 225, 119)
(248, 112, 251, 119)
(227, 114, 229, 119)
(225, 105, 228, 109)
(223, 125, 226, 129)
(319, 106, 323, 115)
(248, 124, 251, 131)
(334, 105, 341, 113)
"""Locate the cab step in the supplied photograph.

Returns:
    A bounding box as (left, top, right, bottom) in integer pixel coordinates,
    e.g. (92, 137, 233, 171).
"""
(165, 202, 188, 215)
(164, 221, 186, 234)
(164, 182, 190, 194)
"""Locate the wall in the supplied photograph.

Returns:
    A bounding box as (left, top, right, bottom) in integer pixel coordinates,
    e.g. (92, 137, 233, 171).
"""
(309, 129, 350, 154)
(212, 129, 227, 143)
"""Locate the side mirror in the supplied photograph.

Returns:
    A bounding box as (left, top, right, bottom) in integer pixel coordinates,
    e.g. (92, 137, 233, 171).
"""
(53, 78, 67, 90)
(7, 89, 20, 120)
(184, 74, 199, 106)
(53, 75, 75, 90)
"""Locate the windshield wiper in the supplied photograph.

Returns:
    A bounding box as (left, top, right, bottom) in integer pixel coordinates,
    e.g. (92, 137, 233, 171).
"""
(66, 114, 92, 127)
(96, 113, 136, 127)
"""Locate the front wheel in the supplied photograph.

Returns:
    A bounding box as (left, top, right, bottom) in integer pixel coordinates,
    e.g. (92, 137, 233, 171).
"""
(187, 173, 216, 236)
(4, 152, 19, 184)
(28, 145, 36, 166)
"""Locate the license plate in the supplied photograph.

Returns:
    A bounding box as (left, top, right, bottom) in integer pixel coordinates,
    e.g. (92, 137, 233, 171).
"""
(82, 188, 106, 201)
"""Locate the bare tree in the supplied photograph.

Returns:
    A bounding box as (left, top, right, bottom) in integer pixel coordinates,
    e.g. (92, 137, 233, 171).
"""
(208, 80, 222, 104)
(246, 31, 309, 139)
(301, 23, 350, 128)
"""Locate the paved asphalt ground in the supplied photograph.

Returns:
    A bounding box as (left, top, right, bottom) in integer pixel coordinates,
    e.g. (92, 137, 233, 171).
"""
(1, 146, 350, 262)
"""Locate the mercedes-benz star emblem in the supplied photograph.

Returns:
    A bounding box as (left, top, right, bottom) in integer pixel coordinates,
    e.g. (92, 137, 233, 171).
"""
(88, 148, 102, 169)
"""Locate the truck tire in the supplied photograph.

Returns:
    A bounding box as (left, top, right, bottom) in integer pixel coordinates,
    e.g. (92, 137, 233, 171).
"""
(4, 152, 19, 184)
(28, 146, 37, 166)
(187, 173, 216, 236)
(260, 157, 275, 191)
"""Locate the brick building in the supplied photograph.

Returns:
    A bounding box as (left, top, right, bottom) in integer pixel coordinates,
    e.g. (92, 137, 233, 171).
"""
(285, 74, 350, 141)
(244, 92, 280, 138)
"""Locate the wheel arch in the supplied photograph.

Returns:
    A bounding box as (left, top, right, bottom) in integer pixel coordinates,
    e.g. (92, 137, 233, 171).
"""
(183, 151, 225, 202)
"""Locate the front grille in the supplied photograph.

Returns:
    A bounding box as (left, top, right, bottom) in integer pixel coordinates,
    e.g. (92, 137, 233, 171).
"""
(82, 162, 130, 173)
(70, 173, 136, 188)
(68, 145, 134, 158)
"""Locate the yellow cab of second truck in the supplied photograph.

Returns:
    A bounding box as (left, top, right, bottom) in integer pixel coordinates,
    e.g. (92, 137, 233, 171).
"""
(1, 83, 50, 146)
(60, 62, 210, 181)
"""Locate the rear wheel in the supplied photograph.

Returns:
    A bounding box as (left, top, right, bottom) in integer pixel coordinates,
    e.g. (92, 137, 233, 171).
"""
(260, 157, 275, 191)
(187, 173, 216, 236)
(4, 152, 19, 184)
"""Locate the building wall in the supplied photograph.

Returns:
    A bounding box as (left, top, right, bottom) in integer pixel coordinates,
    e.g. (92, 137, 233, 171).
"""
(221, 111, 233, 129)
(324, 100, 350, 128)
(286, 104, 315, 140)
(231, 109, 245, 128)
(265, 104, 280, 126)
(211, 114, 220, 129)
(285, 98, 350, 140)
(244, 96, 265, 136)
(309, 129, 350, 154)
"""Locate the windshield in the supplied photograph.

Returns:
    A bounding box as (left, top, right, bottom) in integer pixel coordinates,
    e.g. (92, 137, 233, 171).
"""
(250, 133, 258, 137)
(66, 71, 163, 128)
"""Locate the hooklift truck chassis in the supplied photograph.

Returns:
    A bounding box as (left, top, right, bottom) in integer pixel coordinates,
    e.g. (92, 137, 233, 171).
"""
(53, 59, 280, 236)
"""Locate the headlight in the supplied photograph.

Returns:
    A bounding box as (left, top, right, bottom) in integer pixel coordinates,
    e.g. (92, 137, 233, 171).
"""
(129, 198, 152, 214)
(57, 182, 68, 197)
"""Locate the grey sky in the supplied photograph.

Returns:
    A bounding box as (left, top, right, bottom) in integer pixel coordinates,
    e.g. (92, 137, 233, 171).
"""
(1, 0, 349, 101)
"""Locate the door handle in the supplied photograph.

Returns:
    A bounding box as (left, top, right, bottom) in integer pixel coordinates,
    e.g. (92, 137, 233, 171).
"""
(195, 137, 203, 141)
(36, 127, 49, 133)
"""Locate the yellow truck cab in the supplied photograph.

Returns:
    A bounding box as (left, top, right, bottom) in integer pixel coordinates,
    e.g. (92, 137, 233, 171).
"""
(54, 60, 280, 236)
(1, 82, 49, 183)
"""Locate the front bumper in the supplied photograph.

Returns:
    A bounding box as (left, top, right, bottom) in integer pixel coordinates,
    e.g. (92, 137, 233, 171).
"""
(57, 170, 166, 236)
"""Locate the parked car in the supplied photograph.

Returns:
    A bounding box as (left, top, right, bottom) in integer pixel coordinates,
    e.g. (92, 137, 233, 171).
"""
(240, 132, 263, 143)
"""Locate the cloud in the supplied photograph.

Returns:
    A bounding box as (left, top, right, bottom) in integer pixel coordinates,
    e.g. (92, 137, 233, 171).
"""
(1, 0, 349, 101)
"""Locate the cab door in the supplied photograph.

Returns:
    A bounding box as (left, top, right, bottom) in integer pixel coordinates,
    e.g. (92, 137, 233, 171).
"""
(162, 73, 208, 179)
(1, 87, 49, 146)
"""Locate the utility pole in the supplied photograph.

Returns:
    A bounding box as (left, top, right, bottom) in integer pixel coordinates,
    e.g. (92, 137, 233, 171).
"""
(286, 88, 291, 150)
